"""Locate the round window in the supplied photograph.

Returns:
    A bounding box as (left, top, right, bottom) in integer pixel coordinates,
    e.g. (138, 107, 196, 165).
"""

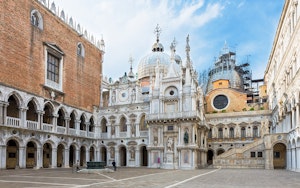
(170, 90, 174, 95)
(213, 95, 228, 109)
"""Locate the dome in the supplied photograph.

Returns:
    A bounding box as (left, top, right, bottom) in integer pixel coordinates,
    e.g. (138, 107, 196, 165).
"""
(206, 69, 243, 93)
(137, 51, 170, 80)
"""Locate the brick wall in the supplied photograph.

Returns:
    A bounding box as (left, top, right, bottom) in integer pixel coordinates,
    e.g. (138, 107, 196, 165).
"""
(0, 0, 102, 112)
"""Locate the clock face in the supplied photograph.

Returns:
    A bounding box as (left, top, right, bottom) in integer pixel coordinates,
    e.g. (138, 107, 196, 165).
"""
(213, 95, 228, 110)
(119, 89, 128, 102)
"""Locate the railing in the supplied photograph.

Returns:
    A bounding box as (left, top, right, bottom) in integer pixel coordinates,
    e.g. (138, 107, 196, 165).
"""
(6, 117, 20, 127)
(57, 126, 66, 134)
(101, 133, 108, 139)
(79, 130, 86, 137)
(140, 131, 148, 137)
(27, 120, 38, 129)
(119, 132, 127, 138)
(88, 132, 95, 138)
(69, 128, 77, 136)
(146, 111, 199, 121)
(42, 123, 53, 132)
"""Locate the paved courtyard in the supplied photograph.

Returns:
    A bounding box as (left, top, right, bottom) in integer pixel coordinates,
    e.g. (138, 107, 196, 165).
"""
(0, 167, 299, 188)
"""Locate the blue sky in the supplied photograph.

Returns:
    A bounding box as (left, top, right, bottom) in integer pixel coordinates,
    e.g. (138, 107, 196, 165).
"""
(52, 0, 284, 80)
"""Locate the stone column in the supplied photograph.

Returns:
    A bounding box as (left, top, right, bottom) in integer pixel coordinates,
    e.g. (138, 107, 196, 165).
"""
(64, 148, 70, 168)
(158, 127, 162, 146)
(127, 123, 131, 138)
(115, 147, 119, 166)
(36, 146, 43, 169)
(192, 126, 195, 144)
(52, 148, 57, 168)
(178, 125, 181, 145)
(52, 114, 58, 131)
(19, 107, 27, 128)
(107, 124, 112, 139)
(296, 104, 299, 128)
(0, 145, 6, 169)
(19, 146, 26, 168)
(296, 145, 300, 172)
(37, 110, 43, 130)
(264, 149, 273, 169)
(76, 148, 80, 166)
(0, 103, 4, 125)
(3, 103, 8, 125)
(136, 148, 140, 167)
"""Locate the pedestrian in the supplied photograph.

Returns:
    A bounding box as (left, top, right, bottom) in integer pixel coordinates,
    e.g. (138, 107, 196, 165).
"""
(112, 160, 116, 171)
(76, 160, 80, 171)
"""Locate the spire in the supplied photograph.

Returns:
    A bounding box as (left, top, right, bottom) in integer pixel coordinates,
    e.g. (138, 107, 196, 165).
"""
(152, 24, 164, 52)
(154, 24, 161, 43)
(170, 38, 177, 61)
(128, 55, 135, 78)
(186, 34, 191, 67)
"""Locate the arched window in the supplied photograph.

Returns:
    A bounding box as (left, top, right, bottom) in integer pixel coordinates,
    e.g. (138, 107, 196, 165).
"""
(120, 117, 127, 132)
(229, 127, 234, 138)
(101, 119, 107, 133)
(30, 9, 43, 30)
(80, 115, 86, 131)
(241, 127, 246, 138)
(139, 115, 147, 131)
(253, 126, 258, 138)
(77, 43, 85, 57)
(208, 129, 212, 138)
(218, 128, 223, 139)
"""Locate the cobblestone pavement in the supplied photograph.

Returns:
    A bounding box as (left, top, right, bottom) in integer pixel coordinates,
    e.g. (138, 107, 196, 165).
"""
(0, 167, 299, 188)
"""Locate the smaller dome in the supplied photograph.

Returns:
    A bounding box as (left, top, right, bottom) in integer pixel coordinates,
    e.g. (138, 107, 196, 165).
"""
(152, 42, 164, 52)
(175, 54, 182, 64)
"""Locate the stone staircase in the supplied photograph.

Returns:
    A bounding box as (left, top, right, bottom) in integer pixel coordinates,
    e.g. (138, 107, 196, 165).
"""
(213, 138, 265, 169)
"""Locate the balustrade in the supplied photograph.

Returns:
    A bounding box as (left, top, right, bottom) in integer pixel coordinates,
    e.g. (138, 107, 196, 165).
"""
(6, 117, 20, 127)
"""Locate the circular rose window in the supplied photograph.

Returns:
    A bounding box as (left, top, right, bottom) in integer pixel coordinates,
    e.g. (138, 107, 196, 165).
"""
(213, 95, 228, 109)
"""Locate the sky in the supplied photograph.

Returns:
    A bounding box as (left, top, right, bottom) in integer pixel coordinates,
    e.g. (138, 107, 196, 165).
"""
(52, 0, 285, 80)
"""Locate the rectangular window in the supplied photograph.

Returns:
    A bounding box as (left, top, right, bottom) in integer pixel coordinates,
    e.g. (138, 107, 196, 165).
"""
(258, 152, 263, 157)
(47, 53, 60, 83)
(168, 126, 173, 131)
(250, 152, 256, 158)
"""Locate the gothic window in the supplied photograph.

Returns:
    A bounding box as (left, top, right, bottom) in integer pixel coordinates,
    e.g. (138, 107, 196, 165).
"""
(57, 109, 65, 127)
(229, 127, 234, 138)
(44, 42, 64, 91)
(89, 118, 94, 132)
(101, 119, 107, 133)
(120, 117, 127, 132)
(80, 115, 86, 131)
(208, 129, 212, 138)
(241, 127, 246, 138)
(253, 126, 258, 138)
(77, 43, 85, 57)
(218, 128, 223, 139)
(30, 9, 43, 30)
(139, 115, 147, 131)
(69, 112, 76, 129)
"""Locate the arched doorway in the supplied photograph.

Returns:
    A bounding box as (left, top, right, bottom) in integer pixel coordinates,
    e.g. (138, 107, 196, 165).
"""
(273, 143, 286, 169)
(119, 146, 127, 166)
(100, 147, 107, 164)
(69, 145, 76, 167)
(207, 149, 214, 165)
(80, 146, 86, 166)
(217, 148, 225, 156)
(140, 146, 148, 166)
(6, 140, 19, 169)
(26, 141, 36, 168)
(89, 147, 95, 162)
(43, 143, 52, 168)
(57, 144, 64, 167)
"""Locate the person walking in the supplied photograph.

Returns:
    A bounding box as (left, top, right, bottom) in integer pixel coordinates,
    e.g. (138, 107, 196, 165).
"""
(112, 160, 116, 171)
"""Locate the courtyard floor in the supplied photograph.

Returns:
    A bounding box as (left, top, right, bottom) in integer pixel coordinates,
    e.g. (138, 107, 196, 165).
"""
(0, 167, 299, 188)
